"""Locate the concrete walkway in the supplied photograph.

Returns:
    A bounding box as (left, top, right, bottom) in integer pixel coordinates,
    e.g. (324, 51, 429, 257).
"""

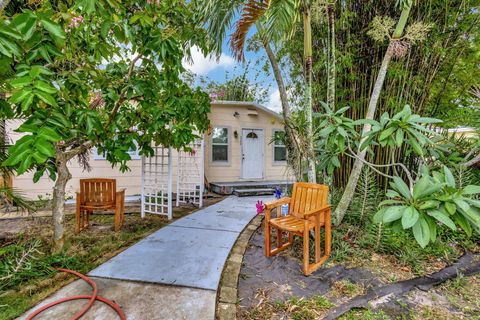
(19, 195, 272, 320)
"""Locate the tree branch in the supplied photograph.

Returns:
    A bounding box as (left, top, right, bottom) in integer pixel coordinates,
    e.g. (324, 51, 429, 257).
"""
(107, 53, 142, 126)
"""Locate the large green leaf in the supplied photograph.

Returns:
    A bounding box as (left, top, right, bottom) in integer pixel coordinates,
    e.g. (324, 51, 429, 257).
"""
(443, 166, 456, 188)
(463, 185, 480, 195)
(38, 127, 62, 142)
(410, 117, 443, 124)
(35, 91, 58, 106)
(412, 218, 430, 248)
(34, 80, 57, 94)
(379, 126, 396, 141)
(9, 89, 32, 104)
(10, 76, 33, 88)
(454, 214, 472, 237)
(3, 148, 31, 166)
(40, 18, 66, 43)
(373, 208, 386, 224)
(17, 154, 33, 174)
(419, 200, 439, 210)
(395, 129, 404, 146)
(35, 138, 56, 157)
(382, 206, 404, 223)
(413, 176, 433, 199)
(408, 135, 424, 156)
(427, 210, 456, 231)
(445, 202, 456, 215)
(401, 206, 419, 229)
(392, 176, 411, 200)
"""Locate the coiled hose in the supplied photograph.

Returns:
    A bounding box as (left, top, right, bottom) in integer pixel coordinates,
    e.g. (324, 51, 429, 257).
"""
(26, 268, 126, 320)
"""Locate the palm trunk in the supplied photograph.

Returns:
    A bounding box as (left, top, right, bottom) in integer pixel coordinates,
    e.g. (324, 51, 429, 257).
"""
(335, 3, 413, 224)
(51, 150, 72, 253)
(303, 6, 316, 183)
(326, 4, 336, 110)
(261, 36, 302, 180)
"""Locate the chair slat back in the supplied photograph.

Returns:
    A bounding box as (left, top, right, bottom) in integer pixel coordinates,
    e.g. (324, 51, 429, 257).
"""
(289, 182, 328, 219)
(80, 178, 116, 206)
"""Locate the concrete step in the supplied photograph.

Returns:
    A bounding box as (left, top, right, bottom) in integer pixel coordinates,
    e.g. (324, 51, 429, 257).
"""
(210, 180, 293, 195)
(233, 188, 275, 197)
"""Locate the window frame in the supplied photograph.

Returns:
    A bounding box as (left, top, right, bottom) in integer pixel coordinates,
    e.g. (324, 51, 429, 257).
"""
(272, 129, 287, 165)
(210, 126, 231, 166)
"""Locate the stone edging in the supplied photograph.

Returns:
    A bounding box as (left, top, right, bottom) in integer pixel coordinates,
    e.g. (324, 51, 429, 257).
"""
(216, 214, 263, 320)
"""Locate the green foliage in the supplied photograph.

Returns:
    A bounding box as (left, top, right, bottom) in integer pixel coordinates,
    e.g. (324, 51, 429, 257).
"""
(199, 62, 270, 103)
(359, 105, 442, 157)
(315, 103, 357, 175)
(374, 166, 480, 248)
(1, 0, 211, 177)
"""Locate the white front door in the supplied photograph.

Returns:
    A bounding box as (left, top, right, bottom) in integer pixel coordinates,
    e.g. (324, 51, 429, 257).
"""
(241, 129, 264, 179)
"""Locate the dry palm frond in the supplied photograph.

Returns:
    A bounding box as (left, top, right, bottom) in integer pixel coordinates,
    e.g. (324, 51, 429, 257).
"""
(230, 0, 271, 61)
(471, 86, 480, 99)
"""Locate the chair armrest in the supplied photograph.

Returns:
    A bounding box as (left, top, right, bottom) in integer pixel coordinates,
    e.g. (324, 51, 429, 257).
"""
(115, 189, 125, 202)
(303, 205, 332, 218)
(264, 197, 291, 210)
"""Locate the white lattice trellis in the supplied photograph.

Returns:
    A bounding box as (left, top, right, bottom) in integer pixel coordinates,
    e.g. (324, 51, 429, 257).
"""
(141, 145, 173, 219)
(176, 139, 204, 207)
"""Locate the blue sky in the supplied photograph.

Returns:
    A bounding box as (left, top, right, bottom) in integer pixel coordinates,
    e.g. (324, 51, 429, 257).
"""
(182, 28, 282, 112)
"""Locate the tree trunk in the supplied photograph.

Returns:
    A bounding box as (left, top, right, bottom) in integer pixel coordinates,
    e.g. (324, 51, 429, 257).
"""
(303, 6, 316, 183)
(335, 4, 412, 225)
(464, 153, 480, 167)
(51, 150, 72, 253)
(261, 38, 302, 181)
(326, 4, 336, 110)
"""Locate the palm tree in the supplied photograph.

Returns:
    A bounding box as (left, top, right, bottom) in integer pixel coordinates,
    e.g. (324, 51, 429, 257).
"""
(202, 0, 317, 182)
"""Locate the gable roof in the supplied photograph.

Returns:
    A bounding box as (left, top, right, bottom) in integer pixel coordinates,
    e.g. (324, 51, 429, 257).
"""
(211, 100, 283, 120)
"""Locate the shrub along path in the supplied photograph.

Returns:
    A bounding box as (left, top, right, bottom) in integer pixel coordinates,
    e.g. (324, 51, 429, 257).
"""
(18, 195, 273, 320)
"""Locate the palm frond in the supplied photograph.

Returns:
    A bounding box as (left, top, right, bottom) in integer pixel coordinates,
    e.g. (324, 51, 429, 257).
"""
(200, 0, 246, 58)
(230, 0, 271, 61)
(263, 0, 299, 42)
(0, 186, 36, 212)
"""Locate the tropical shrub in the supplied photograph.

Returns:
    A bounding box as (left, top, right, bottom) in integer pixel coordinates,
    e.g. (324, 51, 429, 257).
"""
(374, 166, 480, 247)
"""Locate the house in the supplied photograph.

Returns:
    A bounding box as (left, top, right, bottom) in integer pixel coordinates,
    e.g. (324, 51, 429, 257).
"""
(5, 101, 293, 200)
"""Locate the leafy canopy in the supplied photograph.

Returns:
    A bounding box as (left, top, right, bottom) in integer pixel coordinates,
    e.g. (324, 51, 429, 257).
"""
(1, 0, 211, 179)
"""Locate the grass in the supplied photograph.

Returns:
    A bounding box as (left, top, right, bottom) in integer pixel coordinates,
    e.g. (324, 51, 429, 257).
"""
(239, 290, 334, 320)
(0, 201, 219, 320)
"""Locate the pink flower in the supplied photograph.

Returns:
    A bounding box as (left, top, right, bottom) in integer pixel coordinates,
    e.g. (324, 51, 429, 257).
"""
(67, 15, 84, 30)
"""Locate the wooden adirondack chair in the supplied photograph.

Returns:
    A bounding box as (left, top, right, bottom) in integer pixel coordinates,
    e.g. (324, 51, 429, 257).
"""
(264, 182, 331, 275)
(75, 178, 125, 233)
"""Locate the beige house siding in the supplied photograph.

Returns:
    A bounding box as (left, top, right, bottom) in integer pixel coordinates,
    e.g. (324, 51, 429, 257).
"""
(6, 119, 146, 200)
(205, 102, 293, 183)
(7, 102, 292, 200)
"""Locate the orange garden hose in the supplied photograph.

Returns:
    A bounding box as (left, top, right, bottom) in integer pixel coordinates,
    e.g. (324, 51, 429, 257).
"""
(26, 268, 126, 320)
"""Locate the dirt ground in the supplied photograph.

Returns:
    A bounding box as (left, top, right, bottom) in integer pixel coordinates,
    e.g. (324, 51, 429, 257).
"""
(237, 225, 480, 319)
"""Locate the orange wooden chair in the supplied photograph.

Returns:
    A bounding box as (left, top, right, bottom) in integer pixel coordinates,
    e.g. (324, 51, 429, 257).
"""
(264, 182, 331, 275)
(75, 178, 125, 233)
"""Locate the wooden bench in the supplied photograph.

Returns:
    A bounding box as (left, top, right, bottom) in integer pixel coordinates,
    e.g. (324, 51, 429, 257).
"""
(264, 182, 332, 275)
(75, 178, 125, 233)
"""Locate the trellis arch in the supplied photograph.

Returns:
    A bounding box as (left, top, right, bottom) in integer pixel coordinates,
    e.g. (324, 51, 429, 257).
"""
(141, 139, 204, 220)
(141, 145, 173, 219)
(176, 139, 204, 207)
